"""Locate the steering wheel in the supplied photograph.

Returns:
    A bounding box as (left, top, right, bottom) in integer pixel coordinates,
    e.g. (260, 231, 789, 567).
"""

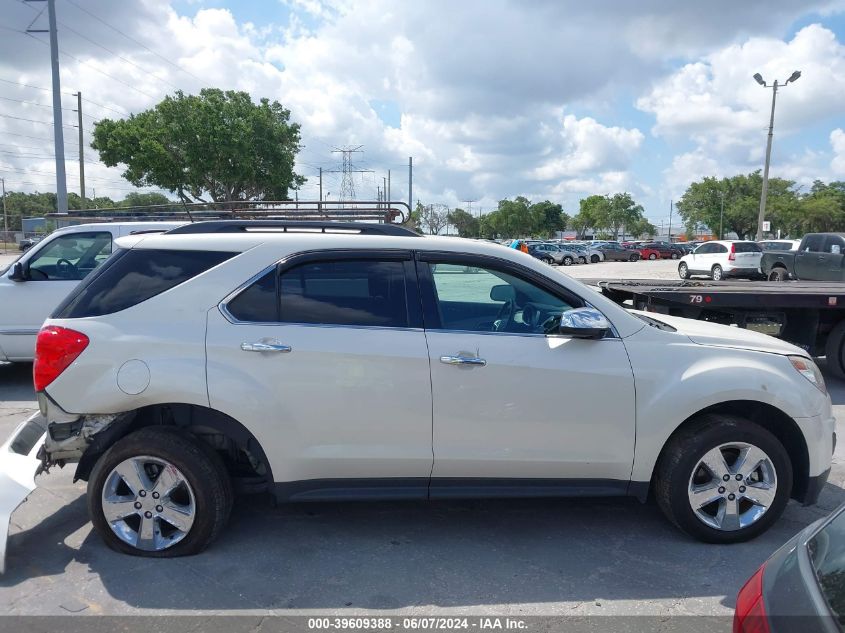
(55, 258, 78, 279)
(493, 299, 515, 332)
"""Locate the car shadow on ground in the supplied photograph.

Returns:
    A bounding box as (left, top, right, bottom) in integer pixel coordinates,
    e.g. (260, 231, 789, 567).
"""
(3, 482, 845, 612)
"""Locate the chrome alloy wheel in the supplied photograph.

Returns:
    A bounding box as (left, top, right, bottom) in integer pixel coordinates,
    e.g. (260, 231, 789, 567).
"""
(687, 442, 777, 531)
(101, 455, 196, 551)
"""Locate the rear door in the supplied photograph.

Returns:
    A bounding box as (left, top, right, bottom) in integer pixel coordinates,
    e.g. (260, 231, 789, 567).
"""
(206, 251, 434, 497)
(795, 235, 825, 279)
(821, 235, 845, 281)
(0, 230, 113, 361)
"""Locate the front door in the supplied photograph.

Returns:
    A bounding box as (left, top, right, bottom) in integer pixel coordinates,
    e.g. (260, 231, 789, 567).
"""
(206, 252, 434, 498)
(418, 254, 636, 497)
(0, 230, 112, 361)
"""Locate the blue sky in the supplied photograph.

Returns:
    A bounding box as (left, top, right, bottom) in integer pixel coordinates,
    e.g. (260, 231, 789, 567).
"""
(2, 0, 845, 227)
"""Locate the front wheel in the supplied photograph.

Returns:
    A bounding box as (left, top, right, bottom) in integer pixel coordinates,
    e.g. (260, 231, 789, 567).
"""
(671, 252, 679, 260)
(628, 254, 640, 262)
(654, 414, 791, 543)
(711, 264, 723, 281)
(88, 427, 233, 557)
(578, 256, 587, 264)
(590, 254, 600, 263)
(768, 268, 788, 282)
(678, 262, 690, 279)
(648, 253, 657, 260)
(544, 256, 554, 265)
(562, 256, 573, 266)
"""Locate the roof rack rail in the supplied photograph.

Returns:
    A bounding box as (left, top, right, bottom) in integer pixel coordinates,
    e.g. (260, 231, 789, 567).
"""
(166, 220, 420, 237)
(43, 200, 412, 225)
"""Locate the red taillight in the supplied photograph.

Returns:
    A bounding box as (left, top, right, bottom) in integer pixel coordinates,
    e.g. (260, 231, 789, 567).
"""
(733, 564, 770, 633)
(729, 243, 737, 261)
(33, 326, 89, 392)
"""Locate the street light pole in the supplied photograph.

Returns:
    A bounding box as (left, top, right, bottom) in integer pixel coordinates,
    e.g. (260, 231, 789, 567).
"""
(753, 70, 800, 240)
(719, 190, 725, 239)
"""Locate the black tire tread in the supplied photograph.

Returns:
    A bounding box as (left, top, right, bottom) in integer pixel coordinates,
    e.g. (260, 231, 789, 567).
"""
(88, 426, 233, 557)
(825, 320, 845, 380)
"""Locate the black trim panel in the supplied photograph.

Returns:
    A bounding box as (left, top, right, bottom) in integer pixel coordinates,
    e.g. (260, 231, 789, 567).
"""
(801, 467, 830, 506)
(273, 477, 636, 503)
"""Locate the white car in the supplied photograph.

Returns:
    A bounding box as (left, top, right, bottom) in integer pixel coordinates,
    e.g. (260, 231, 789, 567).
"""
(0, 220, 834, 567)
(678, 240, 764, 281)
(0, 221, 184, 362)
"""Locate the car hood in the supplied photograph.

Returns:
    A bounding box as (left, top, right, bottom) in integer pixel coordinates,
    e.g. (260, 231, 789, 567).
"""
(629, 310, 806, 356)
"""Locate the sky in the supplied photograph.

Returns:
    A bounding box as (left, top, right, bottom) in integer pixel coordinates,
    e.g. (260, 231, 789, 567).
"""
(2, 0, 845, 229)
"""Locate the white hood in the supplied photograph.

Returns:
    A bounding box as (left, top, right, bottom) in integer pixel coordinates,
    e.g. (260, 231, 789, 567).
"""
(629, 310, 806, 357)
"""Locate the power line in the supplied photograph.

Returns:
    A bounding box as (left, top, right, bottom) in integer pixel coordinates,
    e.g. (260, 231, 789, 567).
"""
(0, 133, 79, 146)
(0, 94, 97, 120)
(63, 0, 209, 87)
(0, 112, 77, 129)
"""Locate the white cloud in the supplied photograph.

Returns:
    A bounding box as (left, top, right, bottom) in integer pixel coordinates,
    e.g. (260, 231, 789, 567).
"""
(832, 128, 845, 176)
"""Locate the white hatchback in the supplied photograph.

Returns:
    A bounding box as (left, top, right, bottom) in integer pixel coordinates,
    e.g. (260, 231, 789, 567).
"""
(678, 240, 763, 281)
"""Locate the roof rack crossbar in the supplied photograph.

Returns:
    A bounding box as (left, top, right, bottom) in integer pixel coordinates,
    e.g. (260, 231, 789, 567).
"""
(166, 220, 419, 237)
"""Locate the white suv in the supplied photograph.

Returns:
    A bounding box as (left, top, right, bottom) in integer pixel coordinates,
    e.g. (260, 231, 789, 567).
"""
(678, 240, 763, 280)
(0, 221, 184, 361)
(0, 221, 835, 566)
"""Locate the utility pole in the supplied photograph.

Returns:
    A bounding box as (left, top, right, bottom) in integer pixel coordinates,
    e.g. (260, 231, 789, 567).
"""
(74, 92, 85, 212)
(408, 157, 413, 211)
(1, 177, 8, 254)
(668, 199, 673, 242)
(719, 191, 725, 239)
(387, 169, 391, 205)
(318, 167, 323, 214)
(27, 0, 68, 213)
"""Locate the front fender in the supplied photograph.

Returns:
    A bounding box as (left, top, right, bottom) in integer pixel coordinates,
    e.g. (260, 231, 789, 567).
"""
(624, 328, 824, 484)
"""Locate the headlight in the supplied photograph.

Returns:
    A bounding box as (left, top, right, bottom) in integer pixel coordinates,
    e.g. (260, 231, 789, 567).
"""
(789, 355, 827, 394)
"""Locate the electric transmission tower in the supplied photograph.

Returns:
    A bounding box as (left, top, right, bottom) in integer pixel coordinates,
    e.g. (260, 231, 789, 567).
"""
(326, 146, 373, 201)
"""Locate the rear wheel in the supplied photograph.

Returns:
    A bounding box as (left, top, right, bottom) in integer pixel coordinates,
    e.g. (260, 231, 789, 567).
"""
(628, 253, 640, 262)
(768, 267, 788, 282)
(543, 256, 554, 265)
(671, 252, 679, 260)
(711, 264, 723, 281)
(562, 256, 573, 266)
(825, 320, 845, 380)
(88, 427, 233, 557)
(590, 254, 600, 263)
(655, 414, 791, 543)
(648, 253, 657, 260)
(578, 256, 587, 264)
(678, 262, 690, 279)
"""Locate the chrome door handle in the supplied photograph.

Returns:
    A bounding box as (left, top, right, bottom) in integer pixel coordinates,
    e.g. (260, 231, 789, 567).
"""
(440, 355, 486, 366)
(241, 342, 292, 353)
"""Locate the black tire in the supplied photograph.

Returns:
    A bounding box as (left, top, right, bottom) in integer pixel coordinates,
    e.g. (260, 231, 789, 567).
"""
(671, 252, 679, 260)
(648, 253, 657, 260)
(562, 256, 573, 266)
(628, 253, 640, 262)
(768, 267, 788, 282)
(88, 427, 233, 558)
(678, 262, 690, 279)
(825, 320, 845, 380)
(712, 264, 723, 281)
(590, 254, 600, 263)
(578, 256, 587, 264)
(654, 414, 792, 543)
(544, 256, 554, 265)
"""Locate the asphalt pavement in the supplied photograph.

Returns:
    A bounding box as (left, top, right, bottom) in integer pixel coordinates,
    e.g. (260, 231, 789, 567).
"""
(0, 252, 843, 623)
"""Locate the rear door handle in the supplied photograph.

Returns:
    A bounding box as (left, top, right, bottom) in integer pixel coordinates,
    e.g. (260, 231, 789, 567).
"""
(241, 342, 292, 353)
(440, 355, 486, 366)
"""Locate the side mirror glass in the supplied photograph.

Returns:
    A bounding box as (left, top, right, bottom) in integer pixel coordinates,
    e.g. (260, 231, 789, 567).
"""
(558, 307, 610, 339)
(9, 262, 27, 282)
(490, 284, 515, 302)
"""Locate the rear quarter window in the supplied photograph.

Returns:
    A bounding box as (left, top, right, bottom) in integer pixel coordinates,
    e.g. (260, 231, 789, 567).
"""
(734, 242, 762, 253)
(52, 248, 236, 318)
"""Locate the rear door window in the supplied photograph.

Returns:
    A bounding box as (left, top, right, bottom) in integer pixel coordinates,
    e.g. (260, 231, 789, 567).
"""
(734, 242, 762, 253)
(53, 249, 236, 318)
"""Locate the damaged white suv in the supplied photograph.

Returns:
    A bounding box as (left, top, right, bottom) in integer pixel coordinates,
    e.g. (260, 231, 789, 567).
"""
(0, 220, 835, 567)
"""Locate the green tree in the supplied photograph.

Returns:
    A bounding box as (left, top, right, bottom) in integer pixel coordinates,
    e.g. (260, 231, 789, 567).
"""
(447, 207, 480, 238)
(478, 197, 567, 239)
(606, 192, 645, 240)
(572, 195, 607, 238)
(92, 88, 305, 203)
(676, 172, 799, 239)
(529, 200, 568, 238)
(119, 192, 175, 208)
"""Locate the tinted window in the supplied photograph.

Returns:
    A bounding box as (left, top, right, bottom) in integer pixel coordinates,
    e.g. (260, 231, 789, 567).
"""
(826, 236, 845, 254)
(429, 262, 577, 334)
(27, 231, 112, 281)
(226, 271, 277, 322)
(803, 235, 826, 252)
(809, 508, 845, 625)
(714, 243, 729, 253)
(53, 249, 235, 318)
(734, 242, 762, 253)
(280, 260, 408, 327)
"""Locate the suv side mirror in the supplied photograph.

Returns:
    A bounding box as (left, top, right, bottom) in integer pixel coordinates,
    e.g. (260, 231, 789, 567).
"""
(558, 307, 611, 339)
(8, 262, 27, 282)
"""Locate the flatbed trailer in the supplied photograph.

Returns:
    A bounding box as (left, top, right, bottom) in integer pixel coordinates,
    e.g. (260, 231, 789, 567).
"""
(585, 278, 845, 376)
